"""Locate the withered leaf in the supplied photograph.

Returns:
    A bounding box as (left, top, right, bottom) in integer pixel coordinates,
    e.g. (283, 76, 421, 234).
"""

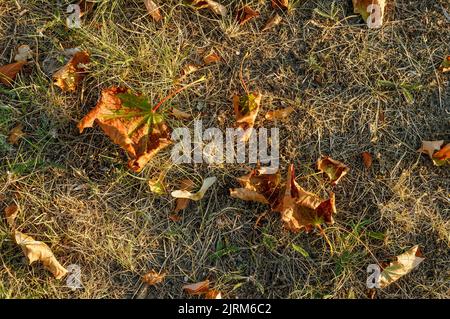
(432, 143, 450, 166)
(418, 140, 449, 166)
(78, 87, 172, 172)
(203, 51, 221, 65)
(265, 106, 294, 121)
(53, 51, 90, 92)
(144, 0, 163, 22)
(142, 269, 166, 285)
(440, 55, 450, 73)
(78, 0, 95, 17)
(205, 289, 222, 299)
(361, 151, 373, 169)
(14, 231, 68, 279)
(4, 204, 18, 227)
(0, 61, 26, 86)
(171, 108, 192, 120)
(236, 6, 260, 25)
(187, 0, 227, 17)
(183, 280, 210, 295)
(379, 245, 424, 288)
(8, 124, 26, 145)
(417, 140, 443, 159)
(233, 92, 262, 142)
(171, 177, 216, 201)
(271, 0, 289, 10)
(174, 179, 195, 214)
(148, 179, 166, 195)
(317, 156, 349, 186)
(14, 45, 32, 62)
(352, 0, 386, 27)
(262, 14, 283, 31)
(274, 165, 336, 233)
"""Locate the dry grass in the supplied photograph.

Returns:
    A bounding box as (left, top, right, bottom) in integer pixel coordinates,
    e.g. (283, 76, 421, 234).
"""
(0, 0, 449, 299)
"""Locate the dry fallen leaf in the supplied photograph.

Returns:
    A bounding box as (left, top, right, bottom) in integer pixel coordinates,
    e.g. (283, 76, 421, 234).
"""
(205, 289, 222, 299)
(361, 151, 373, 169)
(265, 106, 294, 121)
(174, 179, 195, 214)
(78, 87, 172, 172)
(148, 178, 166, 195)
(233, 92, 262, 142)
(53, 51, 90, 92)
(144, 0, 162, 22)
(171, 177, 216, 201)
(142, 269, 166, 286)
(203, 51, 221, 65)
(171, 108, 192, 120)
(4, 204, 19, 227)
(352, 0, 386, 27)
(274, 165, 336, 233)
(271, 0, 289, 10)
(187, 0, 227, 17)
(14, 231, 68, 279)
(236, 5, 260, 25)
(183, 280, 210, 295)
(440, 55, 450, 73)
(14, 45, 32, 62)
(418, 140, 449, 166)
(78, 0, 95, 17)
(379, 245, 425, 288)
(0, 61, 26, 86)
(8, 124, 26, 145)
(262, 14, 283, 31)
(317, 156, 350, 186)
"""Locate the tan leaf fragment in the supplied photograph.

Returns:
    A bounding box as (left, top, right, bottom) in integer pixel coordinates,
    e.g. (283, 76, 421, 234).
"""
(14, 231, 68, 279)
(14, 45, 32, 62)
(4, 204, 19, 227)
(265, 106, 294, 120)
(262, 14, 283, 31)
(187, 1, 227, 17)
(182, 280, 210, 295)
(0, 61, 26, 86)
(417, 140, 443, 159)
(236, 5, 260, 25)
(142, 269, 166, 286)
(379, 245, 425, 288)
(144, 0, 163, 22)
(8, 124, 26, 145)
(361, 151, 373, 169)
(233, 92, 262, 142)
(171, 108, 192, 119)
(171, 177, 216, 201)
(77, 87, 172, 172)
(317, 156, 350, 186)
(271, 0, 289, 10)
(174, 179, 195, 214)
(53, 51, 90, 92)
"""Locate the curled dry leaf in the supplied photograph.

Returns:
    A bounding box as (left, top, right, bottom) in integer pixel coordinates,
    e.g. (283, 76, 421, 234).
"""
(78, 87, 172, 172)
(379, 245, 424, 288)
(233, 92, 262, 142)
(5, 204, 19, 227)
(352, 0, 386, 27)
(317, 156, 349, 186)
(14, 45, 32, 62)
(144, 0, 162, 22)
(78, 0, 95, 17)
(174, 179, 195, 214)
(187, 0, 227, 17)
(361, 151, 373, 169)
(262, 14, 283, 31)
(236, 5, 260, 25)
(0, 61, 26, 86)
(53, 51, 90, 92)
(171, 108, 192, 120)
(205, 290, 222, 299)
(8, 124, 26, 145)
(274, 165, 336, 233)
(171, 177, 216, 201)
(440, 55, 450, 73)
(265, 106, 294, 121)
(203, 51, 221, 65)
(271, 0, 289, 10)
(418, 140, 449, 166)
(183, 280, 210, 295)
(142, 269, 166, 286)
(14, 231, 68, 279)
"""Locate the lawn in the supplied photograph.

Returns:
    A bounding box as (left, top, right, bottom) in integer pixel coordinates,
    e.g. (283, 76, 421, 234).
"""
(0, 0, 449, 299)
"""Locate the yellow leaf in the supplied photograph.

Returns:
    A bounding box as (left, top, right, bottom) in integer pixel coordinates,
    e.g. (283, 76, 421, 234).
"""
(317, 156, 349, 186)
(53, 51, 90, 92)
(8, 124, 26, 145)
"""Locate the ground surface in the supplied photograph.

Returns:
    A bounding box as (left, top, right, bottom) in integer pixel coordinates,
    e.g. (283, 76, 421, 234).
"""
(0, 0, 449, 299)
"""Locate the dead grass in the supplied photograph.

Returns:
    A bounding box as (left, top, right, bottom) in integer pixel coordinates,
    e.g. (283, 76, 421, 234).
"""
(0, 0, 449, 299)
